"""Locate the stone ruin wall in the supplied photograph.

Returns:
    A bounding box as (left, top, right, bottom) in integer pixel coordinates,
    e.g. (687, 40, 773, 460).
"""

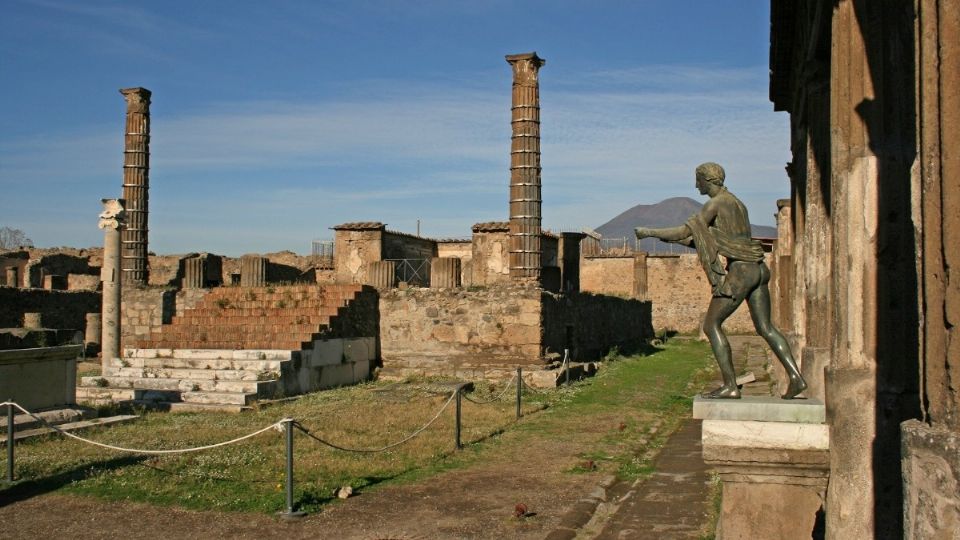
(0, 287, 100, 332)
(379, 282, 654, 380)
(580, 253, 760, 334)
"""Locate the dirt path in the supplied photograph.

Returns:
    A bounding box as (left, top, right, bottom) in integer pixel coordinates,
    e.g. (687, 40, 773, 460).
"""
(0, 418, 602, 539)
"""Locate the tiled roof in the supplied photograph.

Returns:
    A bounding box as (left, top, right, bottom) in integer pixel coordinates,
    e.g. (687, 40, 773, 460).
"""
(472, 221, 510, 232)
(331, 222, 385, 231)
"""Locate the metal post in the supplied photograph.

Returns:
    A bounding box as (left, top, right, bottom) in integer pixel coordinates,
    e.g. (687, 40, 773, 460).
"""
(455, 387, 463, 450)
(6, 402, 14, 483)
(564, 348, 571, 386)
(516, 368, 522, 420)
(278, 419, 305, 519)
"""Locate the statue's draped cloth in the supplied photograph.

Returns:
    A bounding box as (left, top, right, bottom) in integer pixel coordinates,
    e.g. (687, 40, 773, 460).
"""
(685, 214, 764, 298)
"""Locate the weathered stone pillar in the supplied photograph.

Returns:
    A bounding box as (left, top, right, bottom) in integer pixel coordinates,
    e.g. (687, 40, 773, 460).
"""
(22, 313, 42, 329)
(85, 313, 102, 348)
(901, 1, 960, 537)
(5, 266, 18, 288)
(99, 199, 126, 366)
(430, 258, 461, 288)
(506, 52, 545, 281)
(365, 260, 396, 289)
(182, 257, 205, 289)
(240, 255, 268, 287)
(119, 87, 151, 286)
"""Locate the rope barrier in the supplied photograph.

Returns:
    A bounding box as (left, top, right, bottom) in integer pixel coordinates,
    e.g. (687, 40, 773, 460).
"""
(295, 391, 457, 453)
(0, 401, 282, 455)
(461, 374, 518, 404)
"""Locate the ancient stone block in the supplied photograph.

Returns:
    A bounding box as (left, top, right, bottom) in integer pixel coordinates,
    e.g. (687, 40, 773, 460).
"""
(240, 255, 268, 287)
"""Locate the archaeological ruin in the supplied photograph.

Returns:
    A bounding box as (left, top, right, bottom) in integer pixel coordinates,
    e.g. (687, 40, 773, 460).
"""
(2, 3, 958, 535)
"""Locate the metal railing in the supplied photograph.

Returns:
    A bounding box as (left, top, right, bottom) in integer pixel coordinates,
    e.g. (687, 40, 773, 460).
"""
(384, 258, 430, 286)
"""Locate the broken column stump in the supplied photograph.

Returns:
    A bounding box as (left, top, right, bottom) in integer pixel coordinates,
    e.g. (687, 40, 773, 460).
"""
(430, 257, 461, 288)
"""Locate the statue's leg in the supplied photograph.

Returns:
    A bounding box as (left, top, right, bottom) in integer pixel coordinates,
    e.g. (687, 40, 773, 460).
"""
(746, 274, 808, 399)
(702, 295, 743, 398)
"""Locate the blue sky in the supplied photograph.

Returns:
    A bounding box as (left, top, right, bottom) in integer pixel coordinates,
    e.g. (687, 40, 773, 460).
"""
(0, 1, 789, 256)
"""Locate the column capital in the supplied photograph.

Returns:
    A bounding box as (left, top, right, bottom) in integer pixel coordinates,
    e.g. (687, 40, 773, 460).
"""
(506, 52, 545, 85)
(119, 87, 151, 110)
(99, 198, 127, 230)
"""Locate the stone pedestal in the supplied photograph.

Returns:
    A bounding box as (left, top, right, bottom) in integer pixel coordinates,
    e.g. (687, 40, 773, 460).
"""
(430, 257, 461, 288)
(366, 260, 396, 289)
(694, 396, 829, 539)
(240, 255, 268, 287)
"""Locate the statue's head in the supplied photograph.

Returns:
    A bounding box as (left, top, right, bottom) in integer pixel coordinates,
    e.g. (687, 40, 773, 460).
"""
(695, 162, 725, 187)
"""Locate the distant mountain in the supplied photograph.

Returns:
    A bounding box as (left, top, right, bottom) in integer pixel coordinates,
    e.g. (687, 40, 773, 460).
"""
(594, 197, 777, 254)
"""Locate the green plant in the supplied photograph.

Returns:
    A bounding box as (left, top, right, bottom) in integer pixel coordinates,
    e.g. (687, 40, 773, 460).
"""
(245, 291, 257, 301)
(93, 377, 109, 387)
(214, 298, 231, 309)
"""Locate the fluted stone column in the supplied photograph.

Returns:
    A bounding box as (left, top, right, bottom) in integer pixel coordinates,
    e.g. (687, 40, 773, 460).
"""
(240, 255, 268, 287)
(5, 267, 18, 288)
(119, 87, 151, 286)
(430, 258, 461, 288)
(182, 257, 205, 289)
(366, 260, 397, 289)
(99, 199, 126, 366)
(506, 52, 545, 280)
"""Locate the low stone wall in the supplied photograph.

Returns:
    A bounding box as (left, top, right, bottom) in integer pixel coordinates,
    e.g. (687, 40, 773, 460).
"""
(379, 283, 654, 378)
(380, 283, 543, 375)
(0, 287, 100, 331)
(542, 291, 654, 361)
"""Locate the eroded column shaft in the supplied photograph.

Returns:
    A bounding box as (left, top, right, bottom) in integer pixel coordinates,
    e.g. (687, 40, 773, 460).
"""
(119, 87, 151, 286)
(506, 52, 545, 280)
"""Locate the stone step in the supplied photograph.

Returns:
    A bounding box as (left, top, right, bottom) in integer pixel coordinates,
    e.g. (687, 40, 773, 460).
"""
(0, 406, 97, 434)
(128, 401, 252, 413)
(106, 365, 275, 381)
(1, 415, 140, 444)
(141, 340, 309, 351)
(179, 390, 258, 406)
(75, 386, 138, 404)
(124, 348, 295, 360)
(111, 356, 284, 371)
(81, 375, 278, 395)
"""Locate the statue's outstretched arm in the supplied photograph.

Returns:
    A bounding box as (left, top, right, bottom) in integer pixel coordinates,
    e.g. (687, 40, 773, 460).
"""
(635, 224, 692, 243)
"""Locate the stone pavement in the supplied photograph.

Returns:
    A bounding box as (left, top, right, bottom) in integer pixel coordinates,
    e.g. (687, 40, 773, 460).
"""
(590, 419, 712, 539)
(548, 336, 778, 539)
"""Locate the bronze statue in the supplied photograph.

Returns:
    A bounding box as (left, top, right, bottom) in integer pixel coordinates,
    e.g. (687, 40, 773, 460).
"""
(635, 162, 808, 399)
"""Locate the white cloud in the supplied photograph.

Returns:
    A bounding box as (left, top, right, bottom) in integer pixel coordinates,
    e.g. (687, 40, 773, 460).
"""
(0, 64, 790, 253)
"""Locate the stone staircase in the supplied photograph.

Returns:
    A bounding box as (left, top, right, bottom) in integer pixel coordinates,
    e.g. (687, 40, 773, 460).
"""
(77, 284, 378, 411)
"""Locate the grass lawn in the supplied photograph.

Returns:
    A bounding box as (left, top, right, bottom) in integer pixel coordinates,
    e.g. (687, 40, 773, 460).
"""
(2, 338, 715, 514)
